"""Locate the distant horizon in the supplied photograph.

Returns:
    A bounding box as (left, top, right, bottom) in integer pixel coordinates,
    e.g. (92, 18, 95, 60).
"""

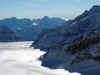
(0, 0, 100, 20)
(0, 16, 71, 20)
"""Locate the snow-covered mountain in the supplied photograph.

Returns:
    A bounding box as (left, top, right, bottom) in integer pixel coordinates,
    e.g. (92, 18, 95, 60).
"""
(32, 5, 100, 75)
(0, 16, 65, 41)
(0, 26, 21, 42)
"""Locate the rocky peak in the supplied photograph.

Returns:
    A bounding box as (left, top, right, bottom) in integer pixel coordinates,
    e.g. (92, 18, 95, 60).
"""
(42, 16, 49, 20)
(89, 5, 100, 13)
(73, 5, 100, 23)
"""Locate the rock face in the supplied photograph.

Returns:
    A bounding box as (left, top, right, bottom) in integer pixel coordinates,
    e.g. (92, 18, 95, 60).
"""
(32, 5, 100, 74)
(0, 26, 21, 42)
(0, 16, 65, 41)
(32, 20, 72, 50)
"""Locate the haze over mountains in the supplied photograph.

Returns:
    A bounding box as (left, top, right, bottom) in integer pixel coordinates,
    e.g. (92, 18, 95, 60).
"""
(0, 16, 65, 41)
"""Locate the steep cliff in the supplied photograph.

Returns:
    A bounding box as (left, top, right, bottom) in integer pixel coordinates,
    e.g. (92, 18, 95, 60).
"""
(32, 5, 100, 74)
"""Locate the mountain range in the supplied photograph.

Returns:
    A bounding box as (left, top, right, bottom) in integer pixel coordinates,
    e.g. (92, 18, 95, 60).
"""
(0, 16, 65, 41)
(32, 5, 100, 75)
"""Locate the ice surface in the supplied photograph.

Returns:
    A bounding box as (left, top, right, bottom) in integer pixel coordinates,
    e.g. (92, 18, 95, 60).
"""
(0, 41, 81, 75)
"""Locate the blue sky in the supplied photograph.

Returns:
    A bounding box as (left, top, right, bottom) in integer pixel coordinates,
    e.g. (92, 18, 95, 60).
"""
(0, 0, 100, 19)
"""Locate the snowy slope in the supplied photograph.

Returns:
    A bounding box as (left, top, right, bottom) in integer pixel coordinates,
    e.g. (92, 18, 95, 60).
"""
(0, 42, 80, 75)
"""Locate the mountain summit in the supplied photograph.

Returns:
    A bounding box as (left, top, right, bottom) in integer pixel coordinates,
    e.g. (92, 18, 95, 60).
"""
(90, 5, 100, 13)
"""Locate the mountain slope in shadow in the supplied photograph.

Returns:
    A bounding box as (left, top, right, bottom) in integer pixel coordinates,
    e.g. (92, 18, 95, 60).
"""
(32, 5, 100, 75)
